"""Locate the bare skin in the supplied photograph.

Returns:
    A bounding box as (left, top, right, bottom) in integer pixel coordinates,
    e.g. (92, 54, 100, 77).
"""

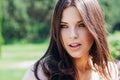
(60, 6, 94, 80)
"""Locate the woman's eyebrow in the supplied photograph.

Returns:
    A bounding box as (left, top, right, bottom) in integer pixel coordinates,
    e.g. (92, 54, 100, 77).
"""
(60, 22, 68, 24)
(77, 20, 83, 23)
(60, 20, 83, 24)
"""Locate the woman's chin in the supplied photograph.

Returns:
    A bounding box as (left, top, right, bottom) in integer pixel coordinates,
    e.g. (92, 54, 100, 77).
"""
(69, 53, 83, 58)
(69, 52, 89, 59)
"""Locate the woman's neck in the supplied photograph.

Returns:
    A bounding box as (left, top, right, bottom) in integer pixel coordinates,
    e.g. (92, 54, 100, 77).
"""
(73, 55, 92, 72)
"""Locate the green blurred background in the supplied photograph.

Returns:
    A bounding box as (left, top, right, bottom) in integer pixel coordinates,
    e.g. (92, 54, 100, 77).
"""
(0, 0, 120, 80)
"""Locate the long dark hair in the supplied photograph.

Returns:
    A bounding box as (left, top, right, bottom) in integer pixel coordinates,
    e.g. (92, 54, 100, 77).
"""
(34, 0, 113, 80)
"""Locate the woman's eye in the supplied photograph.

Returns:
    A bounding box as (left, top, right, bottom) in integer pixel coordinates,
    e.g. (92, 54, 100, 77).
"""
(78, 23, 85, 27)
(60, 25, 68, 28)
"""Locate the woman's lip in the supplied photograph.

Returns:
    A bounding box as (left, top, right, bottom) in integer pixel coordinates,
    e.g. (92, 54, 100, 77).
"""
(69, 44, 81, 51)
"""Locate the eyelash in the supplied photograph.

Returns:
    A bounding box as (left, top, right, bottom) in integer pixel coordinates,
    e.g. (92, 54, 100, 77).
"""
(78, 23, 85, 27)
(60, 25, 68, 28)
(60, 23, 85, 28)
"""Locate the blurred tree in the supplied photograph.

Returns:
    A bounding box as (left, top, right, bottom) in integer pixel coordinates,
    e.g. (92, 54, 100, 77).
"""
(99, 0, 120, 32)
(113, 22, 120, 32)
(0, 0, 4, 56)
(26, 0, 56, 42)
(2, 0, 56, 43)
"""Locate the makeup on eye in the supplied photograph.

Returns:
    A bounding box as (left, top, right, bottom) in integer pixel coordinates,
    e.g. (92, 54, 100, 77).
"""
(60, 22, 68, 28)
(60, 23, 85, 29)
(60, 24, 68, 28)
(78, 23, 85, 27)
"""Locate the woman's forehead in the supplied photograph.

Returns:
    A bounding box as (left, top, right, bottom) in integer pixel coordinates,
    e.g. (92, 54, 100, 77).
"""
(61, 6, 82, 24)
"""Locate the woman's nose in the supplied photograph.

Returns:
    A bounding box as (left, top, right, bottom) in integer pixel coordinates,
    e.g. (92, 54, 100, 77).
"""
(69, 28, 78, 39)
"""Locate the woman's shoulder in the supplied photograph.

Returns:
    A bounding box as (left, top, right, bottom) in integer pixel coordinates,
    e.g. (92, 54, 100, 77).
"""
(107, 61, 119, 80)
(22, 64, 48, 80)
(107, 61, 118, 73)
(92, 61, 118, 80)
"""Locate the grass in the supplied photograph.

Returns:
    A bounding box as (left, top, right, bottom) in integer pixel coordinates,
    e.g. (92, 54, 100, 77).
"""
(0, 41, 49, 80)
(0, 69, 26, 80)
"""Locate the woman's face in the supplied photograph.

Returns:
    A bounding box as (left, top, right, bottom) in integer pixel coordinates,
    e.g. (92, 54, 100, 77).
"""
(60, 6, 94, 58)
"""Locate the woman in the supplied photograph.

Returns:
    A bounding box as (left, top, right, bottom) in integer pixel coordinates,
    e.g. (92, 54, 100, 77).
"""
(23, 0, 118, 80)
